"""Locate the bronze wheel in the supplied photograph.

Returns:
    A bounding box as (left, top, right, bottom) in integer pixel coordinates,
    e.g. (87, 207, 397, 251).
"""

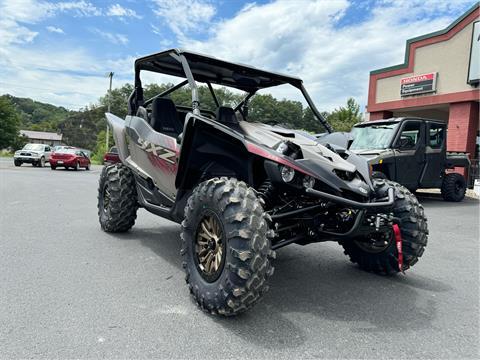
(194, 211, 225, 282)
(181, 177, 275, 316)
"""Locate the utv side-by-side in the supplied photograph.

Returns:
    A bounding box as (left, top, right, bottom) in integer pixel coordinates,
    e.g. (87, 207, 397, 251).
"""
(346, 118, 470, 202)
(98, 49, 428, 316)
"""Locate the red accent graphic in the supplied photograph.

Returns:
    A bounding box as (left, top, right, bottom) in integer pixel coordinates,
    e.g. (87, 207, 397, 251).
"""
(392, 224, 404, 273)
(246, 142, 315, 177)
(148, 152, 177, 174)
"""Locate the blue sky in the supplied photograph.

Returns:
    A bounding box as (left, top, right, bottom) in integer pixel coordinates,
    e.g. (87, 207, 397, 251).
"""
(0, 0, 475, 111)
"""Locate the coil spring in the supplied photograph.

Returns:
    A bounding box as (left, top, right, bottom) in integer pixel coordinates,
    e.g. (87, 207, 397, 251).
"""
(258, 179, 275, 209)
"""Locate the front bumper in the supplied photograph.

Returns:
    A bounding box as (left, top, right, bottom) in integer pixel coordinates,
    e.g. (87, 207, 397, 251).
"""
(14, 156, 41, 163)
(305, 187, 394, 209)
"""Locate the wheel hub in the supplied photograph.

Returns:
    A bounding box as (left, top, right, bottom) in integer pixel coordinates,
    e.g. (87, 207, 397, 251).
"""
(195, 213, 224, 280)
(355, 229, 393, 253)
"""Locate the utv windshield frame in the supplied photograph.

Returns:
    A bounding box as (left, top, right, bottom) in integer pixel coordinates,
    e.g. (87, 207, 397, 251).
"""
(129, 49, 333, 133)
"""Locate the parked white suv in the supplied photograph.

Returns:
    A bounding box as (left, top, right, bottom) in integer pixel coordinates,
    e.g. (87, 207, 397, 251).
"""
(14, 143, 52, 167)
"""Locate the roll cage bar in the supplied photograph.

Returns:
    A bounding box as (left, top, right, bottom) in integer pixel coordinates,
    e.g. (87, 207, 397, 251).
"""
(128, 49, 333, 133)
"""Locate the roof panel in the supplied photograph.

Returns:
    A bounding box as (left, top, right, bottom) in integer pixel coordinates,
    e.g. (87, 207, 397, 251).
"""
(134, 49, 302, 92)
(20, 130, 63, 141)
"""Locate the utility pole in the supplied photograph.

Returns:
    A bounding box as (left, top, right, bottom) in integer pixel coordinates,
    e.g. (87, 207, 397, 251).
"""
(106, 72, 114, 151)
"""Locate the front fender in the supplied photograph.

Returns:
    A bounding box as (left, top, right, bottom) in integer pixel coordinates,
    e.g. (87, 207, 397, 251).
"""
(105, 113, 130, 163)
(175, 114, 249, 189)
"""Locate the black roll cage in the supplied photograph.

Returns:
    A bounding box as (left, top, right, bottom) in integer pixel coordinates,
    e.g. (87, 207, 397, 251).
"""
(129, 49, 333, 133)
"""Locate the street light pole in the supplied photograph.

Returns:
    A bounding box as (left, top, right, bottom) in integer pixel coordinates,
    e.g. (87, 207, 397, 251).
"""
(106, 72, 114, 151)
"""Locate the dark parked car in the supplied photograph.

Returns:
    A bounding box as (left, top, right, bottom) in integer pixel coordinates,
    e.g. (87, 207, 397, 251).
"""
(50, 148, 91, 171)
(103, 147, 120, 165)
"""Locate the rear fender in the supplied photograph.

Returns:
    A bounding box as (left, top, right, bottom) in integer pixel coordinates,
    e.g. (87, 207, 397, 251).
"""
(445, 153, 470, 169)
(105, 113, 130, 162)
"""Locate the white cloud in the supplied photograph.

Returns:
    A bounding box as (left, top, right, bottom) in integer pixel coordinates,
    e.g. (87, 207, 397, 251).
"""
(0, 0, 475, 113)
(0, 0, 52, 23)
(107, 4, 142, 19)
(153, 0, 216, 40)
(0, 0, 101, 24)
(46, 25, 64, 34)
(0, 45, 136, 109)
(0, 0, 101, 47)
(0, 18, 38, 47)
(178, 0, 473, 111)
(91, 28, 129, 45)
(54, 1, 101, 17)
(0, 0, 136, 109)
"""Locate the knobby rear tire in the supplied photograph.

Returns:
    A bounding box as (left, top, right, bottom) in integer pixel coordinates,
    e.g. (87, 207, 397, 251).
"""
(441, 173, 466, 202)
(97, 164, 138, 233)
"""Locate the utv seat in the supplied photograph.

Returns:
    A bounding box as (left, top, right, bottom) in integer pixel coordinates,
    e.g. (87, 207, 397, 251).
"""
(216, 106, 239, 124)
(215, 106, 243, 133)
(151, 97, 183, 137)
(217, 106, 242, 131)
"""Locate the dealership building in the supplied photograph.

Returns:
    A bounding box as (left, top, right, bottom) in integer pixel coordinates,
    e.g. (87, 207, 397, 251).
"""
(19, 130, 63, 146)
(367, 3, 479, 168)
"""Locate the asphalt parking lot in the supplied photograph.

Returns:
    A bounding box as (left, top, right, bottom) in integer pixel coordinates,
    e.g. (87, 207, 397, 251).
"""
(0, 157, 478, 359)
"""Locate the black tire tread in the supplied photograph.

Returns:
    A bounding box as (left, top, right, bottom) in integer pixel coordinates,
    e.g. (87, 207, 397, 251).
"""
(181, 177, 275, 316)
(341, 180, 428, 275)
(97, 164, 138, 232)
(441, 173, 466, 202)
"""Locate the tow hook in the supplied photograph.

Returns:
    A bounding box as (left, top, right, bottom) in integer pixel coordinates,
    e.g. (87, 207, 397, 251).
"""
(392, 224, 404, 273)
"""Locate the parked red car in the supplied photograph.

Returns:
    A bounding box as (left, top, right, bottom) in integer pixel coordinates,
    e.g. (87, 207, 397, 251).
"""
(50, 148, 91, 171)
(103, 146, 120, 165)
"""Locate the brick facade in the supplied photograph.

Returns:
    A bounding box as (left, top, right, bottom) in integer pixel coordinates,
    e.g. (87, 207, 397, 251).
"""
(446, 101, 479, 156)
(369, 111, 393, 121)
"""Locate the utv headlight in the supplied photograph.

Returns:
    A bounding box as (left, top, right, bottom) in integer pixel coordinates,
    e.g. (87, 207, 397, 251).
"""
(280, 165, 295, 183)
(302, 176, 315, 189)
(334, 169, 356, 181)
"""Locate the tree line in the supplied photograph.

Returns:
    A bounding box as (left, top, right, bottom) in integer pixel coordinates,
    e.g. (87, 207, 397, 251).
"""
(0, 84, 363, 159)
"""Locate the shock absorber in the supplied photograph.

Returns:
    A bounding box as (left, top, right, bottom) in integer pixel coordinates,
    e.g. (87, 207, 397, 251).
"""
(258, 179, 275, 209)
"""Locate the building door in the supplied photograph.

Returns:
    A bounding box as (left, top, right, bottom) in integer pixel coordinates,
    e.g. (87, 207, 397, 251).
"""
(393, 120, 426, 190)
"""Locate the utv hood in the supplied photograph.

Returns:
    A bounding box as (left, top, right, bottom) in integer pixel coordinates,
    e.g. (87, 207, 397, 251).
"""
(350, 149, 394, 162)
(240, 122, 373, 196)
